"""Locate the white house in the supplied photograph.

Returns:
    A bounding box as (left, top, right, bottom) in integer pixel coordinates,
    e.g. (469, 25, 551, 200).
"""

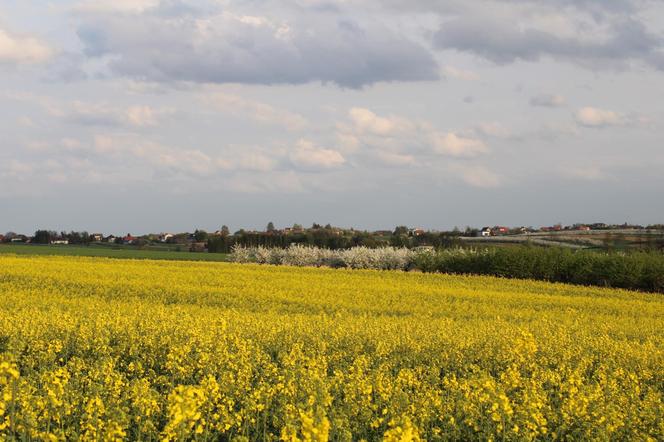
(159, 233, 174, 242)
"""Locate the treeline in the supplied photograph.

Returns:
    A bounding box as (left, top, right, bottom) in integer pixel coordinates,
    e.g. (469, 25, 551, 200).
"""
(32, 230, 92, 245)
(208, 227, 464, 253)
(415, 247, 664, 294)
(232, 245, 664, 294)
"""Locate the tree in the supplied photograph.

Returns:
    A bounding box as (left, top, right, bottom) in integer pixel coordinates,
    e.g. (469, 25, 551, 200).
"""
(266, 222, 275, 232)
(194, 229, 208, 242)
(220, 225, 230, 236)
(33, 230, 53, 244)
(393, 226, 409, 236)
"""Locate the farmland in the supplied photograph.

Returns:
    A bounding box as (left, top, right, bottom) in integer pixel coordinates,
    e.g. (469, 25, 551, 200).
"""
(0, 254, 662, 440)
(0, 243, 228, 262)
(459, 229, 664, 251)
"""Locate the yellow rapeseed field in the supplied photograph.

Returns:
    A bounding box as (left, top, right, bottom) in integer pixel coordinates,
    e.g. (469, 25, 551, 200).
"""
(0, 255, 662, 441)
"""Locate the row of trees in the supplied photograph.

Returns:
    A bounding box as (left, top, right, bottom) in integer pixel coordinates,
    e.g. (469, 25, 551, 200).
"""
(32, 231, 93, 245)
(8, 222, 664, 252)
(207, 224, 465, 253)
(414, 247, 664, 293)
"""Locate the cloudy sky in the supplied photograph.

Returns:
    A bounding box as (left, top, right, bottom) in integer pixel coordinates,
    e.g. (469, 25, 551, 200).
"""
(1, 0, 663, 234)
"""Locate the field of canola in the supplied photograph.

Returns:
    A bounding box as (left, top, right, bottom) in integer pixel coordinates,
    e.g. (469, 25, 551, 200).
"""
(0, 255, 662, 441)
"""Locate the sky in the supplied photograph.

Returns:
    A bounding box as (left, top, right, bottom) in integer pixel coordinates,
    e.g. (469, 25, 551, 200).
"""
(1, 0, 663, 234)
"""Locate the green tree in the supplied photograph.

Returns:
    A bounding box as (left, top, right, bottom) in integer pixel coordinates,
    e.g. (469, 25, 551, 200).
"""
(33, 230, 53, 244)
(393, 226, 409, 236)
(266, 222, 275, 232)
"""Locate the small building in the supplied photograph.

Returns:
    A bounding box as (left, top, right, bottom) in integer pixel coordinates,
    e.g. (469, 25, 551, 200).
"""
(50, 239, 69, 245)
(91, 233, 104, 242)
(481, 227, 492, 237)
(159, 233, 174, 243)
(123, 234, 137, 245)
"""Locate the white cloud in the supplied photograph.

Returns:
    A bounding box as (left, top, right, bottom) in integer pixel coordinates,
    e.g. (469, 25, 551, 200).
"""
(442, 66, 479, 81)
(206, 93, 307, 131)
(0, 28, 53, 65)
(60, 138, 83, 151)
(90, 135, 216, 176)
(430, 1, 664, 73)
(4, 160, 34, 176)
(75, 5, 439, 88)
(348, 107, 414, 136)
(73, 0, 160, 13)
(232, 152, 279, 173)
(336, 132, 361, 153)
(90, 134, 289, 176)
(126, 106, 160, 127)
(432, 133, 488, 157)
(337, 107, 488, 160)
(50, 101, 172, 128)
(26, 138, 88, 155)
(289, 139, 346, 170)
(575, 107, 625, 127)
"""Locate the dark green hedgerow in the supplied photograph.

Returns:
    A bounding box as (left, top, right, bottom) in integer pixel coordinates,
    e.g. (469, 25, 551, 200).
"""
(414, 247, 664, 293)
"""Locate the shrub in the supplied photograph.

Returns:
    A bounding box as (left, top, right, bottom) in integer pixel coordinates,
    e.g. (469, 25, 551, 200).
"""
(231, 245, 416, 271)
(415, 247, 664, 294)
(232, 245, 664, 293)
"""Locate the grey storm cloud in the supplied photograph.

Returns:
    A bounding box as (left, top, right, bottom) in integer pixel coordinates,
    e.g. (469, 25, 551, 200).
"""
(426, 0, 664, 72)
(75, 2, 440, 88)
(383, 0, 640, 15)
(434, 17, 662, 69)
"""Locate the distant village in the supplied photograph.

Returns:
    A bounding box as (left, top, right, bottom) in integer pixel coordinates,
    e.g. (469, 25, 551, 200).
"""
(1, 222, 661, 249)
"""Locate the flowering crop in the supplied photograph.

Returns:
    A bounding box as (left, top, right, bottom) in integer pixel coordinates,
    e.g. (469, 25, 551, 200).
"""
(0, 255, 662, 441)
(231, 244, 417, 270)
